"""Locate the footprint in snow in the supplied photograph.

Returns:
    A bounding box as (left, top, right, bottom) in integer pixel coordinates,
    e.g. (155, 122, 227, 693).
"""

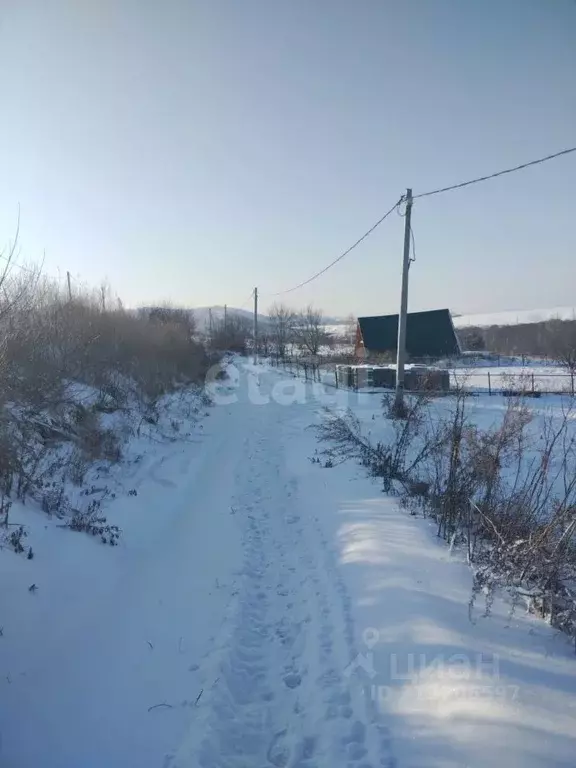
(283, 673, 302, 689)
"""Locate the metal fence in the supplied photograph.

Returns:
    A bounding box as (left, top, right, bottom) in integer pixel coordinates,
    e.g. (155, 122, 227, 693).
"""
(268, 355, 575, 397)
(460, 370, 574, 396)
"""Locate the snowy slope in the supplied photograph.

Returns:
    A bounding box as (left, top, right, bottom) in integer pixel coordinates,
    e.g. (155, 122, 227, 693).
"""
(454, 305, 576, 328)
(1, 365, 575, 767)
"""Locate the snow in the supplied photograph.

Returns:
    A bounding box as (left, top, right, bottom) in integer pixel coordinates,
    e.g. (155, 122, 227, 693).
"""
(453, 306, 576, 328)
(335, 498, 576, 768)
(451, 365, 573, 393)
(1, 363, 575, 767)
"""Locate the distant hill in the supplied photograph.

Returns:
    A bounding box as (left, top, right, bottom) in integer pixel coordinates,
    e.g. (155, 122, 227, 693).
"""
(191, 306, 347, 331)
(453, 306, 576, 329)
(192, 306, 272, 331)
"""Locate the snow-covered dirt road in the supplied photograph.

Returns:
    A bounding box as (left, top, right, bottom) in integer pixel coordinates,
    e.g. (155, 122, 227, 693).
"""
(1, 363, 575, 767)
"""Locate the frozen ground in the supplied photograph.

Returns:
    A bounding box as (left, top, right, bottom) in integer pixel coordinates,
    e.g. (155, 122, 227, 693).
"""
(0, 363, 575, 767)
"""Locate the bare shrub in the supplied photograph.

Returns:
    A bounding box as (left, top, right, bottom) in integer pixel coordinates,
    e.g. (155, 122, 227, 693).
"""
(317, 385, 576, 642)
(4, 524, 27, 554)
(1, 283, 209, 408)
(210, 314, 252, 354)
(550, 320, 576, 393)
(68, 450, 88, 486)
(316, 393, 437, 492)
(268, 304, 296, 359)
(293, 305, 325, 356)
(68, 500, 120, 545)
(0, 257, 212, 542)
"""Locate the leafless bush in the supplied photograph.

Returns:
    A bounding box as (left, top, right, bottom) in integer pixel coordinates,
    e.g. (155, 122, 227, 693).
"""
(74, 410, 121, 463)
(550, 320, 576, 393)
(2, 524, 27, 555)
(317, 385, 576, 642)
(0, 273, 211, 407)
(68, 449, 88, 486)
(68, 500, 120, 545)
(316, 393, 437, 492)
(210, 314, 252, 354)
(0, 258, 212, 541)
(293, 305, 326, 356)
(268, 303, 296, 358)
(465, 403, 576, 634)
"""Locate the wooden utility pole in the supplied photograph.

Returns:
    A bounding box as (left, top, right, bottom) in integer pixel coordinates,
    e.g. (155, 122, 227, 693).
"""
(66, 271, 72, 302)
(394, 188, 413, 414)
(253, 287, 258, 365)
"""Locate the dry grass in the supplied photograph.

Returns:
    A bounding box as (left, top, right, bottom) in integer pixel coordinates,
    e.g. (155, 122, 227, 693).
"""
(318, 388, 576, 643)
(0, 265, 211, 532)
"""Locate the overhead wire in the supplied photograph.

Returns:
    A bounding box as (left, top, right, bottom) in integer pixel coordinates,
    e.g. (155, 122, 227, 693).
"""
(263, 145, 575, 296)
(267, 196, 405, 297)
(413, 146, 576, 200)
(238, 289, 255, 310)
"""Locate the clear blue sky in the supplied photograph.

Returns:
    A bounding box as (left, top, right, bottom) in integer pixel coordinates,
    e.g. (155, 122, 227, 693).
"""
(0, 0, 574, 317)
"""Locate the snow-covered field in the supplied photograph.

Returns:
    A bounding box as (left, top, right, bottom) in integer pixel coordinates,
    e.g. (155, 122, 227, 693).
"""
(1, 364, 575, 767)
(453, 305, 576, 328)
(452, 365, 573, 393)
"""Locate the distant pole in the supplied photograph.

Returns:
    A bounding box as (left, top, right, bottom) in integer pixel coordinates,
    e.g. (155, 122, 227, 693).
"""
(66, 271, 72, 302)
(224, 304, 227, 331)
(253, 287, 258, 365)
(208, 307, 213, 345)
(394, 188, 413, 414)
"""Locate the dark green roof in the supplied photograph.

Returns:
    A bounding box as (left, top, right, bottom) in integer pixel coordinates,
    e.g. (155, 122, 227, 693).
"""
(358, 309, 460, 358)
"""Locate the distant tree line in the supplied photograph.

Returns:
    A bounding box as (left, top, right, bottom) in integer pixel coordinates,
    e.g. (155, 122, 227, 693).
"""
(207, 303, 337, 358)
(457, 318, 576, 372)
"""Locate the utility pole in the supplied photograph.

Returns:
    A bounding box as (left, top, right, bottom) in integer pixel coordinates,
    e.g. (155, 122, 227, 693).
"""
(394, 188, 413, 415)
(224, 304, 227, 331)
(208, 307, 213, 345)
(66, 271, 72, 302)
(253, 287, 258, 365)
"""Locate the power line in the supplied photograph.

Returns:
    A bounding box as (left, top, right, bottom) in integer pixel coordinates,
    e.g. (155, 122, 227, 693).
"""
(268, 196, 404, 297)
(238, 289, 255, 310)
(266, 145, 575, 297)
(414, 146, 576, 200)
